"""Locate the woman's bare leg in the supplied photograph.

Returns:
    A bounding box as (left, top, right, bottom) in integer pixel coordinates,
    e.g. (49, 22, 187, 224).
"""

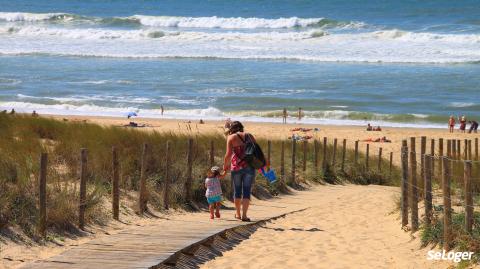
(234, 198, 242, 219)
(242, 198, 250, 219)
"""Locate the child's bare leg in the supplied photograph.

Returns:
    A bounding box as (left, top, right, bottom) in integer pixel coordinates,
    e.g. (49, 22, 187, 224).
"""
(209, 204, 214, 219)
(215, 202, 221, 218)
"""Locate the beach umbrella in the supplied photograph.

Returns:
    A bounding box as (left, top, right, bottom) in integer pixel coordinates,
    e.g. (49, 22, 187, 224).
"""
(127, 112, 138, 119)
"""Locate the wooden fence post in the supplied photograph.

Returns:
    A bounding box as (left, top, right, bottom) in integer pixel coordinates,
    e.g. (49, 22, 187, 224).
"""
(410, 137, 416, 154)
(354, 140, 359, 165)
(267, 140, 272, 166)
(430, 139, 435, 178)
(452, 139, 457, 159)
(112, 146, 120, 220)
(420, 136, 426, 184)
(79, 149, 87, 230)
(447, 139, 451, 157)
(322, 137, 328, 169)
(464, 160, 473, 234)
(464, 139, 468, 160)
(442, 157, 452, 251)
(410, 151, 419, 232)
(332, 138, 337, 168)
(468, 140, 472, 160)
(401, 142, 409, 227)
(291, 139, 296, 183)
(424, 154, 432, 226)
(138, 143, 148, 214)
(302, 140, 307, 172)
(341, 139, 347, 171)
(185, 138, 193, 203)
(38, 153, 48, 237)
(365, 144, 370, 171)
(389, 152, 393, 178)
(163, 141, 171, 210)
(313, 139, 318, 171)
(210, 140, 215, 167)
(475, 138, 479, 160)
(439, 138, 444, 179)
(281, 141, 285, 181)
(378, 147, 383, 172)
(457, 140, 461, 160)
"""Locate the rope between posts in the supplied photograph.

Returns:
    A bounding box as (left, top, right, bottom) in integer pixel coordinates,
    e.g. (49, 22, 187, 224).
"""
(402, 180, 477, 210)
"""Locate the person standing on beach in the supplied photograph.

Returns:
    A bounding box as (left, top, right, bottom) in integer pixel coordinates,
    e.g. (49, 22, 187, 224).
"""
(448, 116, 455, 133)
(282, 108, 287, 124)
(459, 115, 467, 133)
(160, 105, 164, 116)
(298, 107, 302, 121)
(223, 121, 256, 222)
(468, 120, 478, 133)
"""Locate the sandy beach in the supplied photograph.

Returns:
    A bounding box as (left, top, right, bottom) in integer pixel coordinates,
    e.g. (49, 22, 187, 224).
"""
(52, 114, 480, 166)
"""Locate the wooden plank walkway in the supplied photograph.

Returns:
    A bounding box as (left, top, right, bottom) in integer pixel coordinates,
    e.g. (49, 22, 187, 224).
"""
(22, 193, 309, 269)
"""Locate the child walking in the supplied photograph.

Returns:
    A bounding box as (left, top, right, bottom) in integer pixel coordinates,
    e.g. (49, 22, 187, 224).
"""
(205, 166, 225, 219)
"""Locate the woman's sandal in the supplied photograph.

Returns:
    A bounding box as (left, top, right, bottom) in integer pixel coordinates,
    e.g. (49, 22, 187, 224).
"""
(241, 217, 251, 222)
(234, 214, 241, 220)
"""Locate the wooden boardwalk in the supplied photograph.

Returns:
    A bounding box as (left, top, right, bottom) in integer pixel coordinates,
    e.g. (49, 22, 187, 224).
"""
(22, 193, 309, 269)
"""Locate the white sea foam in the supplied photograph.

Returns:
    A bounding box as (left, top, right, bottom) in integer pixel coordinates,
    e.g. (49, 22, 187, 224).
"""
(0, 12, 359, 30)
(449, 102, 475, 108)
(0, 12, 70, 22)
(129, 15, 328, 29)
(1, 26, 479, 63)
(0, 101, 445, 129)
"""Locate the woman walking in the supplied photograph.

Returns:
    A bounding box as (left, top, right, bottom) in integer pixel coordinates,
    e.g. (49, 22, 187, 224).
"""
(223, 121, 256, 222)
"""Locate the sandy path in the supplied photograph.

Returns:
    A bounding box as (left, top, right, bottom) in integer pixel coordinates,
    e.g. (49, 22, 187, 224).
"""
(201, 185, 450, 269)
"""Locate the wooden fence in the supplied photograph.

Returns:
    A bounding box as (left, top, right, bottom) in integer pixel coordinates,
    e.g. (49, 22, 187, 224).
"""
(35, 137, 396, 237)
(400, 136, 480, 251)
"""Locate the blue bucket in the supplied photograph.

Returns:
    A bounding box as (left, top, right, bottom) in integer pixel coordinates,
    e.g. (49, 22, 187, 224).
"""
(261, 167, 277, 184)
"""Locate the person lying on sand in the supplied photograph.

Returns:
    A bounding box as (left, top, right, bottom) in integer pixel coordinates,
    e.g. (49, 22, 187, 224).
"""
(289, 134, 313, 141)
(123, 122, 146, 128)
(290, 127, 312, 132)
(363, 136, 391, 143)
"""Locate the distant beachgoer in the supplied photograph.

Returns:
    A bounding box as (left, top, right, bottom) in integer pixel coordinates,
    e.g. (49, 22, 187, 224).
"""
(468, 120, 478, 133)
(32, 110, 38, 117)
(161, 105, 164, 116)
(199, 119, 205, 124)
(298, 107, 302, 121)
(366, 123, 373, 131)
(282, 108, 287, 124)
(223, 121, 256, 222)
(9, 109, 15, 115)
(224, 118, 232, 129)
(375, 126, 382, 131)
(459, 115, 466, 133)
(448, 116, 455, 133)
(205, 166, 226, 219)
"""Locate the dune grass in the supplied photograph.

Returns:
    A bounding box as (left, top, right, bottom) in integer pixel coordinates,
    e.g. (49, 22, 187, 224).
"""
(0, 113, 400, 237)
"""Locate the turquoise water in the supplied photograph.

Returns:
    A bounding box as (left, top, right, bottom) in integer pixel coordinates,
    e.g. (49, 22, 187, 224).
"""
(0, 1, 479, 127)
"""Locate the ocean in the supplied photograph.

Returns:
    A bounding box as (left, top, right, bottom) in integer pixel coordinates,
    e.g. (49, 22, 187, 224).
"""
(0, 0, 479, 128)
